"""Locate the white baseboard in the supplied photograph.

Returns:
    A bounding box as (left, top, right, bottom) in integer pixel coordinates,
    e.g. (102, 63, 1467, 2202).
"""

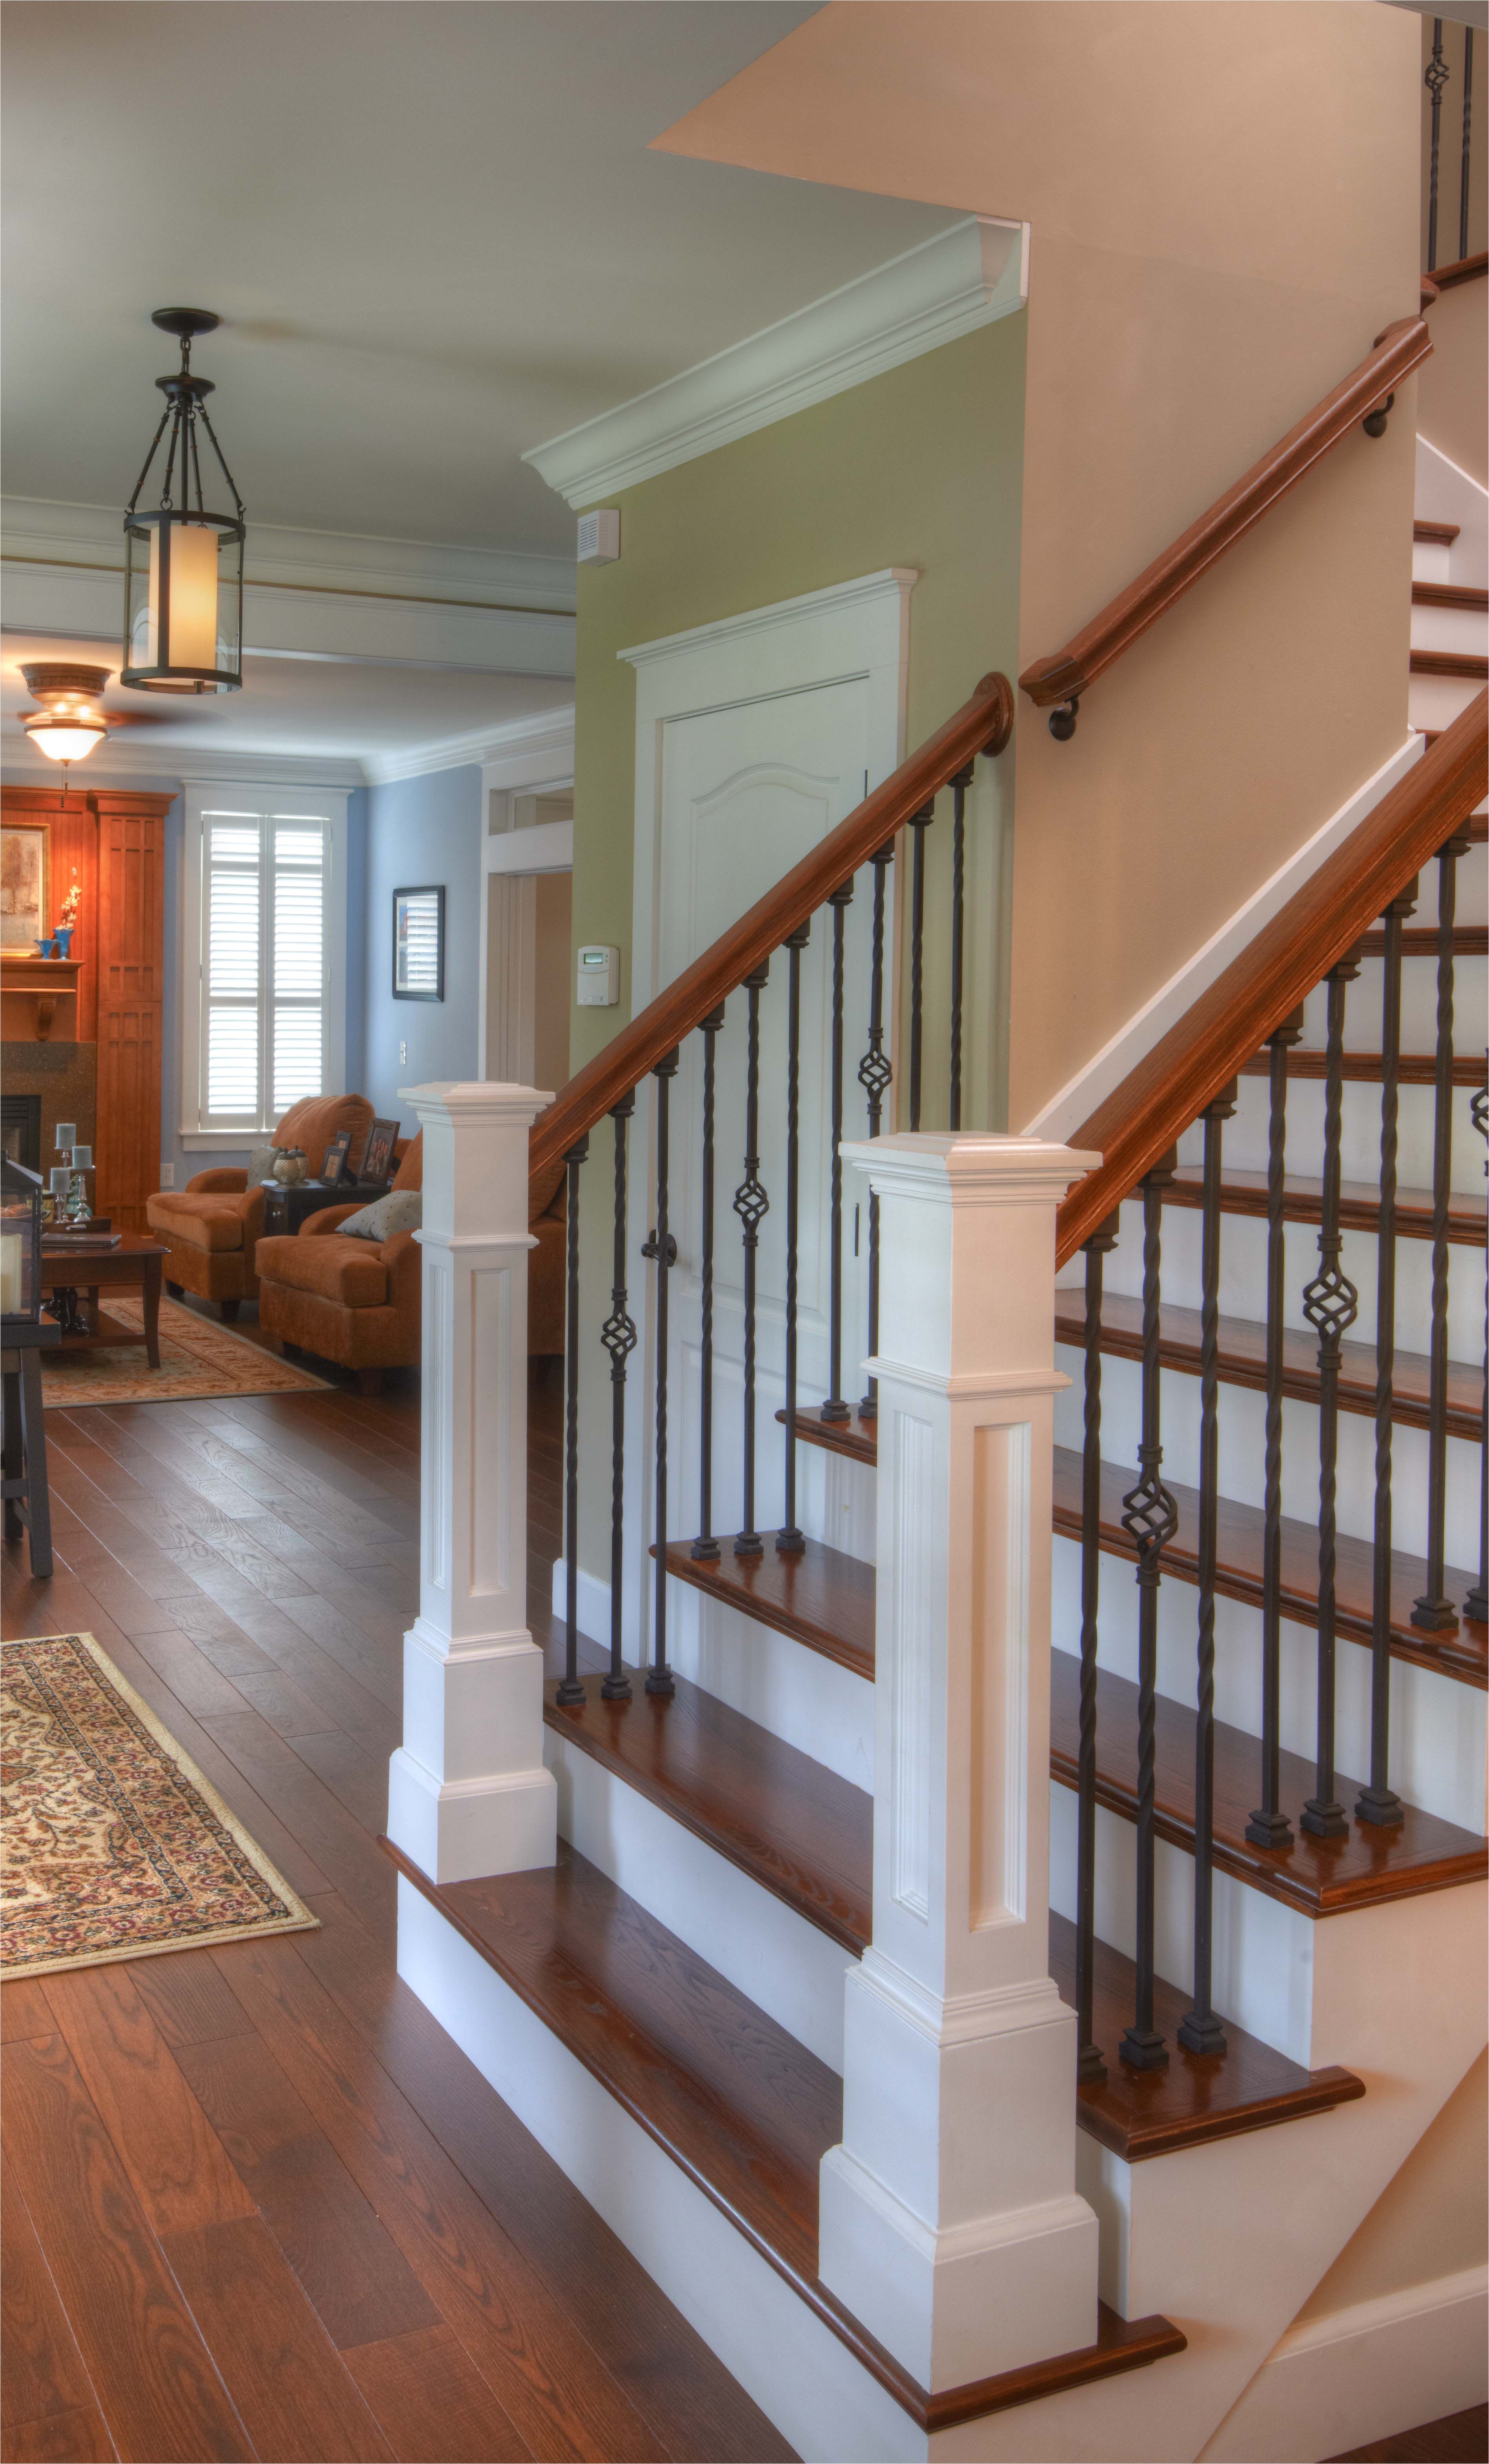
(1020, 733, 1423, 1146)
(1200, 2265, 1489, 2463)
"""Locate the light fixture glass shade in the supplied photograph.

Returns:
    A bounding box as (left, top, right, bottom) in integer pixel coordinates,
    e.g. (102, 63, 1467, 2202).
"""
(122, 511, 243, 693)
(23, 718, 107, 764)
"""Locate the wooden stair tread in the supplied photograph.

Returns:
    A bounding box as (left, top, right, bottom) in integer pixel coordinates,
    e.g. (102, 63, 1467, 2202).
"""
(1051, 1287, 1482, 1439)
(1414, 520, 1460, 544)
(543, 1669, 872, 1952)
(1049, 1652, 1489, 1914)
(1413, 582, 1489, 611)
(1238, 1048, 1485, 1086)
(1165, 1162, 1486, 1245)
(382, 1835, 1185, 2430)
(1410, 648, 1489, 677)
(775, 1403, 879, 1467)
(1051, 1443, 1486, 1686)
(660, 1534, 875, 1681)
(1048, 1913, 1365, 2160)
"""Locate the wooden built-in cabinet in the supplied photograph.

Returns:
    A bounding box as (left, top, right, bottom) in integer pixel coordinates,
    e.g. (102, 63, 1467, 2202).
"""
(2, 786, 169, 1231)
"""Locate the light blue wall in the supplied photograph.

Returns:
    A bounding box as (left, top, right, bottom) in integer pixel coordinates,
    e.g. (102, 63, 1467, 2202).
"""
(360, 763, 483, 1134)
(345, 785, 369, 1110)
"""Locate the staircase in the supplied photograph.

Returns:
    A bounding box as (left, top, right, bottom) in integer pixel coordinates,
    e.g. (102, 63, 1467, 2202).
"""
(382, 313, 1488, 2460)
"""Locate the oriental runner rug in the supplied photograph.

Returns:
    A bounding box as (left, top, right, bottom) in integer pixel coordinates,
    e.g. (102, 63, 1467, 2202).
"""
(38, 1295, 331, 1409)
(1, 1632, 318, 1978)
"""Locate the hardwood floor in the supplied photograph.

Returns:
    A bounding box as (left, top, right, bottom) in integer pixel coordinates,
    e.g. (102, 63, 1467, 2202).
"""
(0, 1316, 793, 2464)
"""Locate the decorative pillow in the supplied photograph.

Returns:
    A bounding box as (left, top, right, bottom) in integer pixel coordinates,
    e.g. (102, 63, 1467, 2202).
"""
(248, 1144, 280, 1187)
(340, 1188, 422, 1243)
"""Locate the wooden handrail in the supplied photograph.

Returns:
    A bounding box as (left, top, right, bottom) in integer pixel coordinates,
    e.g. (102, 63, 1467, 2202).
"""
(1019, 317, 1433, 722)
(528, 672, 1016, 1184)
(1054, 692, 1489, 1265)
(1427, 250, 1488, 293)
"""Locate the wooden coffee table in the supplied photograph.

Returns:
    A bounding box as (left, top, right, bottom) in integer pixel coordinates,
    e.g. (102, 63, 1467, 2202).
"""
(41, 1232, 169, 1370)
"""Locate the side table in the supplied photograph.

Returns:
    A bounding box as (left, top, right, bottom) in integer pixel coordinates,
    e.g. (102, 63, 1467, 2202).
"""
(260, 1180, 387, 1237)
(2, 1318, 60, 1578)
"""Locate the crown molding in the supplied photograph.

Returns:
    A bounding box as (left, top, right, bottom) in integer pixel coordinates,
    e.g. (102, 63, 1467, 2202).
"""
(363, 705, 575, 787)
(524, 215, 1028, 511)
(0, 497, 575, 614)
(2, 739, 363, 791)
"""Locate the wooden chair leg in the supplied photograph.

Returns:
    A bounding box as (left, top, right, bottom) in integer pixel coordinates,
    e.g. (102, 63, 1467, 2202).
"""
(2, 1365, 23, 1542)
(357, 1367, 383, 1397)
(16, 1348, 53, 1580)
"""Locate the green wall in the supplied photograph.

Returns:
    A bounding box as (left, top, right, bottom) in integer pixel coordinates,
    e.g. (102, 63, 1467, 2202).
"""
(568, 309, 1028, 1089)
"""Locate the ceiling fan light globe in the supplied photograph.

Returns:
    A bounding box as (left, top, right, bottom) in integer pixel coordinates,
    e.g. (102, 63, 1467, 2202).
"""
(24, 717, 107, 763)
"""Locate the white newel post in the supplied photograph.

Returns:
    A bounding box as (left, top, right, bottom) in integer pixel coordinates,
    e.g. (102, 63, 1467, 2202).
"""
(818, 1131, 1102, 2394)
(386, 1082, 557, 1886)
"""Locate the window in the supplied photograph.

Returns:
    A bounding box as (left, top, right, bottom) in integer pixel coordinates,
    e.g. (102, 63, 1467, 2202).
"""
(182, 786, 348, 1145)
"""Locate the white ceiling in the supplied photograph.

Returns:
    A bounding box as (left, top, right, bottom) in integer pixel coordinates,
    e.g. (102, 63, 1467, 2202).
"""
(1, 2, 960, 556)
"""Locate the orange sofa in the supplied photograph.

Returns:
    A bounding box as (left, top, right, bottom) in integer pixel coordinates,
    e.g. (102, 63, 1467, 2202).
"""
(145, 1095, 375, 1319)
(256, 1136, 423, 1394)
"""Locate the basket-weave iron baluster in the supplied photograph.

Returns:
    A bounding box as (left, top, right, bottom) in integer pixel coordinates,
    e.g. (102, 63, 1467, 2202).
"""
(1119, 1152, 1178, 2073)
(857, 846, 894, 1418)
(734, 964, 770, 1556)
(692, 1006, 725, 1563)
(821, 884, 854, 1425)
(1301, 955, 1362, 1838)
(601, 1096, 637, 1701)
(1427, 16, 1450, 272)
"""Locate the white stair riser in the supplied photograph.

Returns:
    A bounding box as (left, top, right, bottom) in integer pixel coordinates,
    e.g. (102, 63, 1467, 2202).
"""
(1412, 540, 1454, 583)
(1410, 670, 1488, 731)
(1174, 1076, 1485, 1207)
(544, 1723, 857, 2070)
(1050, 1551, 1488, 1836)
(1411, 601, 1488, 655)
(1414, 437, 1488, 586)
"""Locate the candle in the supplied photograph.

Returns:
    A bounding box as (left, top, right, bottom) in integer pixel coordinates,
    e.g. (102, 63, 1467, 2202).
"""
(55, 1123, 77, 1150)
(1, 1232, 22, 1317)
(71, 1146, 93, 1170)
(49, 1167, 71, 1196)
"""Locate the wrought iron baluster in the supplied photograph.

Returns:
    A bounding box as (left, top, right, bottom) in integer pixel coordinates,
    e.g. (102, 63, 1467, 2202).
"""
(1119, 1151, 1178, 2073)
(857, 846, 894, 1418)
(1358, 892, 1415, 1825)
(1413, 832, 1470, 1631)
(821, 885, 854, 1425)
(1427, 17, 1450, 273)
(1247, 1010, 1303, 1849)
(948, 764, 973, 1133)
(1077, 1214, 1120, 2085)
(908, 803, 934, 1132)
(1468, 1070, 1488, 1625)
(780, 924, 809, 1551)
(1179, 1088, 1235, 2057)
(1302, 955, 1362, 1838)
(555, 1136, 590, 1709)
(692, 1006, 725, 1563)
(1462, 27, 1475, 266)
(734, 964, 770, 1556)
(601, 1095, 637, 1701)
(648, 1050, 679, 1695)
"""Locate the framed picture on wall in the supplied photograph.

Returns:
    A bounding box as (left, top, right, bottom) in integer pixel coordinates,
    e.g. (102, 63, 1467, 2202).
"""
(1, 825, 48, 949)
(393, 884, 444, 1001)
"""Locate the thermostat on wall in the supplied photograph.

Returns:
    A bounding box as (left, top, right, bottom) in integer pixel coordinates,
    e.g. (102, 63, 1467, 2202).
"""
(577, 508, 620, 566)
(577, 944, 620, 1006)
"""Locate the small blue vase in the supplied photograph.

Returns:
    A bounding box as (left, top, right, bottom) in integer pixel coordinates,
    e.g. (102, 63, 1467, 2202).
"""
(53, 927, 74, 958)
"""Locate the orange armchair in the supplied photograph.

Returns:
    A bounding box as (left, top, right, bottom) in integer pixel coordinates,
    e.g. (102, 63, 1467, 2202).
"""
(256, 1136, 422, 1394)
(146, 1094, 374, 1319)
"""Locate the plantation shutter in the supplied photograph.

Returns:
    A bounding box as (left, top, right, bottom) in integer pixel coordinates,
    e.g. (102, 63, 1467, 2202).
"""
(198, 807, 331, 1130)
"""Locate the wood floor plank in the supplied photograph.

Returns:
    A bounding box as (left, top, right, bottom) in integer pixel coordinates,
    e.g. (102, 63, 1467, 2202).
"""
(0, 2152, 101, 2446)
(44, 1965, 258, 2239)
(1, 2033, 252, 2463)
(0, 1982, 57, 2044)
(158, 2213, 395, 2464)
(196, 1712, 396, 1949)
(342, 2325, 529, 2464)
(214, 1933, 673, 2462)
(175, 2027, 442, 2355)
(2, 2402, 119, 2462)
(125, 1953, 255, 2053)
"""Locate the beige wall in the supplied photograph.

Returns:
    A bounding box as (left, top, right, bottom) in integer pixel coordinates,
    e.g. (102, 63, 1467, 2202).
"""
(1418, 277, 1487, 487)
(654, 0, 1422, 1124)
(1298, 2047, 1487, 2320)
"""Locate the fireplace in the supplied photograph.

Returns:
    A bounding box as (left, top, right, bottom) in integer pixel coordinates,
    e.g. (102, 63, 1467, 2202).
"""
(2, 1092, 41, 1172)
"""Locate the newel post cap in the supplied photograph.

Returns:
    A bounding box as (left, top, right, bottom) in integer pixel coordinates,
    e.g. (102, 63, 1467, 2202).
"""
(840, 1131, 1101, 1205)
(401, 1081, 553, 1133)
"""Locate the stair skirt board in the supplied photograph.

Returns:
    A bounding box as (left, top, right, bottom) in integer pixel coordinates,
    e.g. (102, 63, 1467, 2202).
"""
(1198, 2266, 1489, 2464)
(551, 1554, 877, 1791)
(545, 1718, 857, 2071)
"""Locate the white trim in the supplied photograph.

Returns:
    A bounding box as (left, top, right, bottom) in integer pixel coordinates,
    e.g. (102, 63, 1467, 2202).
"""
(484, 819, 573, 876)
(1, 495, 575, 612)
(1201, 2266, 1489, 2464)
(523, 215, 1028, 510)
(3, 739, 364, 791)
(364, 706, 576, 786)
(1019, 732, 1425, 1144)
(179, 780, 349, 1145)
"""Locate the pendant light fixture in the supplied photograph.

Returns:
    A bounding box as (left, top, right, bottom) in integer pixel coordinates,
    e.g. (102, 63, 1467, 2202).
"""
(121, 308, 245, 694)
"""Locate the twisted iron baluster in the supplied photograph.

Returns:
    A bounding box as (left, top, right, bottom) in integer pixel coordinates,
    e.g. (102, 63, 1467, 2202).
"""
(908, 803, 934, 1132)
(648, 1049, 679, 1696)
(858, 846, 894, 1418)
(1301, 956, 1362, 1839)
(734, 964, 770, 1557)
(1467, 1068, 1488, 1625)
(1359, 892, 1414, 1824)
(948, 764, 973, 1133)
(1247, 1010, 1303, 1849)
(1119, 1152, 1177, 2073)
(780, 924, 809, 1552)
(601, 1096, 637, 1701)
(1179, 1088, 1235, 2057)
(1413, 832, 1470, 1631)
(1462, 27, 1475, 265)
(554, 1135, 590, 1709)
(692, 1006, 725, 1562)
(821, 884, 854, 1424)
(1427, 17, 1450, 273)
(1077, 1214, 1120, 2085)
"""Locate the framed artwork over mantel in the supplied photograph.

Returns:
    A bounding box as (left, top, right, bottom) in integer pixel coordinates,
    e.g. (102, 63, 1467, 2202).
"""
(1, 824, 48, 947)
(393, 884, 444, 1001)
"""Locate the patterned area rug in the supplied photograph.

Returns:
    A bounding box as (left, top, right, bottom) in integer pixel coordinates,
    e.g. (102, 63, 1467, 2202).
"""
(38, 1294, 331, 1408)
(1, 1632, 318, 1978)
